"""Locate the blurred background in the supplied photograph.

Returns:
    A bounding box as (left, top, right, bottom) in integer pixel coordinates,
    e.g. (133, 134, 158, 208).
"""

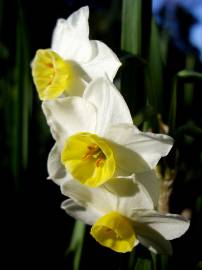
(1, 0, 202, 269)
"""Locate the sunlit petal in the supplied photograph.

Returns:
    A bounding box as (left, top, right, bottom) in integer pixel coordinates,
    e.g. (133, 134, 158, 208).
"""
(133, 210, 190, 240)
(83, 77, 133, 136)
(42, 97, 97, 146)
(105, 124, 173, 169)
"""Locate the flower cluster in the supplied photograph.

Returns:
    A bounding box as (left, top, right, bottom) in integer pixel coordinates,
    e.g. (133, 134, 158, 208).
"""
(31, 6, 190, 254)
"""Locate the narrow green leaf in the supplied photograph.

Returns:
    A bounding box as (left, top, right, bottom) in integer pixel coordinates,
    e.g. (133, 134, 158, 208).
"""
(11, 4, 32, 190)
(174, 121, 202, 139)
(0, 42, 9, 59)
(141, 1, 152, 59)
(155, 254, 170, 270)
(147, 18, 163, 113)
(178, 55, 196, 110)
(134, 258, 153, 270)
(121, 0, 142, 55)
(65, 221, 86, 270)
(169, 65, 201, 134)
(196, 196, 202, 213)
(121, 0, 152, 59)
(177, 70, 202, 82)
(120, 54, 147, 116)
(151, 253, 157, 270)
(168, 78, 177, 135)
(121, 0, 157, 127)
(131, 246, 154, 270)
(184, 82, 193, 108)
(20, 27, 32, 171)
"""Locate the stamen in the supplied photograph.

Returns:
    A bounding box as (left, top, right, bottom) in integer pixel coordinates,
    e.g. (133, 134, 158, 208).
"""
(47, 63, 54, 68)
(95, 152, 106, 167)
(82, 143, 106, 166)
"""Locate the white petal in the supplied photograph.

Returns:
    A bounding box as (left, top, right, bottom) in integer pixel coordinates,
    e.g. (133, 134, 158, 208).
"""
(47, 143, 71, 185)
(108, 139, 150, 175)
(135, 223, 173, 255)
(81, 40, 121, 81)
(135, 170, 160, 208)
(51, 7, 120, 80)
(131, 131, 174, 169)
(61, 180, 117, 214)
(51, 6, 94, 62)
(104, 123, 140, 147)
(61, 177, 154, 220)
(42, 97, 97, 146)
(105, 124, 173, 169)
(104, 176, 154, 217)
(134, 210, 190, 240)
(83, 77, 133, 136)
(61, 198, 101, 225)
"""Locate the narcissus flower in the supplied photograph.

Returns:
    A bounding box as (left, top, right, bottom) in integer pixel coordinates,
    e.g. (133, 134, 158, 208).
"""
(44, 77, 173, 200)
(31, 6, 121, 100)
(61, 176, 190, 254)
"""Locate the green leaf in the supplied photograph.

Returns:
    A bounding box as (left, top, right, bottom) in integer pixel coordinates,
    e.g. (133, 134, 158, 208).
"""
(177, 70, 202, 82)
(120, 54, 147, 116)
(130, 246, 154, 270)
(65, 221, 86, 270)
(121, 0, 142, 55)
(134, 258, 153, 270)
(11, 3, 32, 190)
(121, 0, 161, 127)
(174, 121, 202, 139)
(147, 19, 163, 113)
(155, 254, 170, 270)
(121, 0, 152, 59)
(168, 78, 177, 135)
(196, 196, 202, 213)
(168, 67, 202, 134)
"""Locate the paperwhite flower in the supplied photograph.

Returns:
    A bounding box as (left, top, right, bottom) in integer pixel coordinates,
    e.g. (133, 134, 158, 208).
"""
(31, 6, 121, 100)
(61, 176, 190, 254)
(44, 77, 173, 205)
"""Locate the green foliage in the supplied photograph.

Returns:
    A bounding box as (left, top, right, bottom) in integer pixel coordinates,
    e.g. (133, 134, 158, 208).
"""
(11, 5, 32, 189)
(121, 0, 202, 269)
(65, 221, 86, 270)
(121, 0, 142, 55)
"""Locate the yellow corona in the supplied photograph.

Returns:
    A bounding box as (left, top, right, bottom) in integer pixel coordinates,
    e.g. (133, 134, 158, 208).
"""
(90, 212, 136, 253)
(61, 132, 115, 187)
(32, 49, 74, 100)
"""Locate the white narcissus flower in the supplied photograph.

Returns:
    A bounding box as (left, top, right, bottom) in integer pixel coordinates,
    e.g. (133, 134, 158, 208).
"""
(43, 77, 173, 205)
(31, 6, 121, 101)
(61, 176, 190, 254)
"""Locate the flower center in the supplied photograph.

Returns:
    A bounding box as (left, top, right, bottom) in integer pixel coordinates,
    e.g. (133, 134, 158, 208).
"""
(82, 144, 106, 167)
(61, 132, 115, 187)
(32, 49, 74, 100)
(90, 212, 136, 253)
